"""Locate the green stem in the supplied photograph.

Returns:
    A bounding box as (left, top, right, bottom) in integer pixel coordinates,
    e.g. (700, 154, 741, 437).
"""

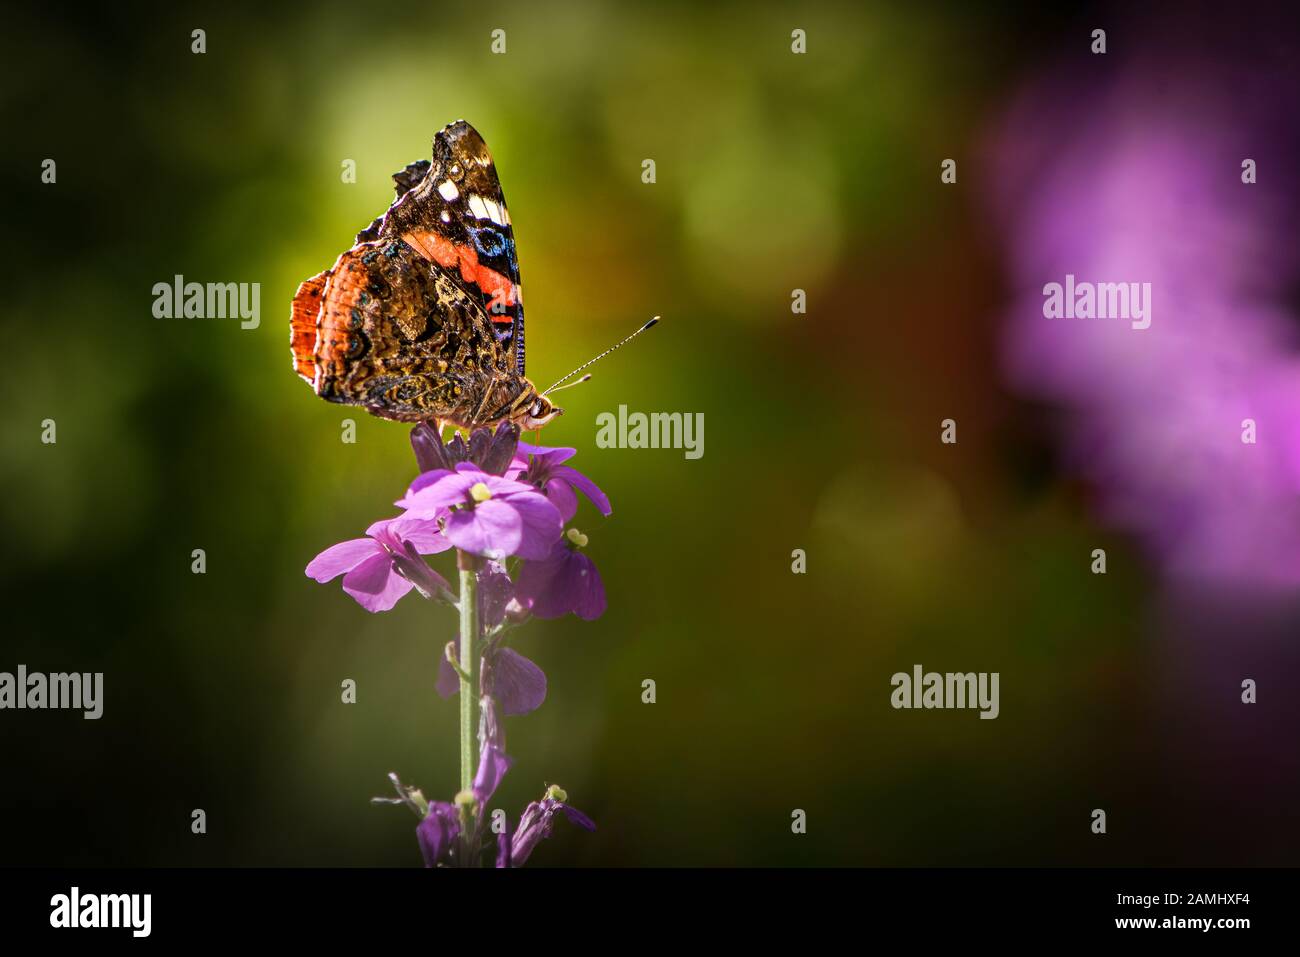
(456, 552, 480, 797)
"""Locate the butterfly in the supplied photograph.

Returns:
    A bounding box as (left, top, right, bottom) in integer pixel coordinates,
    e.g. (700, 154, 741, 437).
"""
(290, 120, 559, 433)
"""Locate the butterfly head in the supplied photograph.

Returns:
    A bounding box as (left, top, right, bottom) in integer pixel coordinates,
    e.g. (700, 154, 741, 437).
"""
(510, 388, 562, 430)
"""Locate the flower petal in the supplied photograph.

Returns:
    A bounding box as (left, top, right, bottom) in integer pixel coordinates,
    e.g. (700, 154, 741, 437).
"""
(367, 515, 447, 551)
(517, 545, 606, 619)
(568, 552, 607, 621)
(442, 501, 520, 561)
(509, 797, 594, 866)
(472, 742, 513, 806)
(438, 644, 546, 717)
(399, 470, 473, 512)
(557, 802, 597, 831)
(443, 495, 562, 561)
(553, 465, 612, 516)
(516, 442, 577, 465)
(450, 463, 552, 498)
(342, 553, 414, 612)
(389, 548, 450, 599)
(388, 517, 453, 554)
(481, 470, 547, 498)
(509, 800, 546, 866)
(544, 477, 579, 523)
(479, 561, 514, 628)
(515, 549, 563, 616)
(502, 494, 564, 560)
(416, 802, 461, 868)
(305, 538, 378, 582)
(485, 648, 547, 716)
(435, 655, 459, 699)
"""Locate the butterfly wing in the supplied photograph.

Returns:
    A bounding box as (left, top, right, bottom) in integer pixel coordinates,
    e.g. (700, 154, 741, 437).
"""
(290, 270, 328, 385)
(377, 121, 528, 376)
(292, 237, 516, 424)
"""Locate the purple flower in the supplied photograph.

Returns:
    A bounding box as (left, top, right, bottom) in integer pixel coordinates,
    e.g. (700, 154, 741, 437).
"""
(390, 697, 592, 867)
(416, 801, 461, 867)
(434, 564, 544, 716)
(305, 517, 451, 612)
(437, 644, 548, 716)
(414, 700, 513, 868)
(412, 421, 520, 477)
(510, 442, 612, 522)
(500, 785, 597, 868)
(471, 740, 512, 809)
(398, 464, 562, 561)
(516, 529, 606, 620)
(351, 422, 610, 866)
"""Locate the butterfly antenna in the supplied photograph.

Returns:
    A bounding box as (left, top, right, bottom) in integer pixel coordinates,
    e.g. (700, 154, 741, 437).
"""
(544, 373, 593, 395)
(541, 317, 659, 396)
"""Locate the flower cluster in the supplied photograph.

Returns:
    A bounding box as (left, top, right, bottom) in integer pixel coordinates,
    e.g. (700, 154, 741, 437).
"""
(380, 698, 596, 869)
(307, 421, 609, 866)
(309, 423, 610, 619)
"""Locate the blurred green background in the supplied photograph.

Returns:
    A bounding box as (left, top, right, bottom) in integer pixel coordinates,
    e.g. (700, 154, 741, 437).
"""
(2, 1, 1295, 866)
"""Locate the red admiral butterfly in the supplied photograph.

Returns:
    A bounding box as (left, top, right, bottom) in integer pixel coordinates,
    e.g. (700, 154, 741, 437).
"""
(291, 121, 655, 433)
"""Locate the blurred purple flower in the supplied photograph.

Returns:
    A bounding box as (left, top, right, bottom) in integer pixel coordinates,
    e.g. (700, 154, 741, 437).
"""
(987, 48, 1300, 590)
(500, 785, 597, 868)
(511, 442, 612, 522)
(305, 517, 451, 612)
(516, 529, 607, 620)
(398, 464, 562, 561)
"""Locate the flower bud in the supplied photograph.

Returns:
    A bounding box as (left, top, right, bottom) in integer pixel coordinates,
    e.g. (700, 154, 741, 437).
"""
(410, 422, 450, 473)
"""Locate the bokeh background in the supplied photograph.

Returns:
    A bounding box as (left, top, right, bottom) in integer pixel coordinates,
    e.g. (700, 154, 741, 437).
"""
(2, 1, 1297, 866)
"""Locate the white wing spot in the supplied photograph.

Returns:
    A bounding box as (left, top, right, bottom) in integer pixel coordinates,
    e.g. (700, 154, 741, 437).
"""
(468, 194, 490, 220)
(437, 180, 460, 201)
(484, 198, 505, 225)
(440, 210, 451, 223)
